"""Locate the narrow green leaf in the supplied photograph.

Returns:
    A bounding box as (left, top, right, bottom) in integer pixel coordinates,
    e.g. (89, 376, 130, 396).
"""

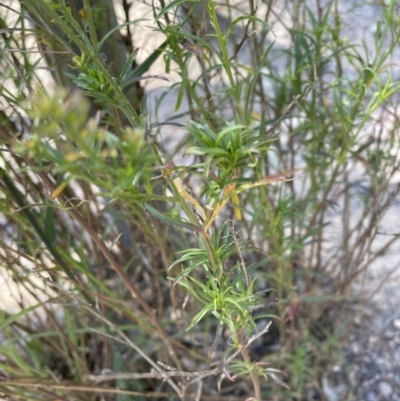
(175, 78, 187, 111)
(0, 168, 79, 288)
(155, 82, 180, 118)
(209, 87, 233, 100)
(186, 305, 213, 331)
(226, 16, 274, 39)
(156, 0, 203, 22)
(173, 260, 206, 286)
(130, 40, 167, 79)
(215, 124, 245, 146)
(224, 297, 245, 314)
(144, 203, 204, 233)
(0, 303, 44, 330)
(44, 207, 56, 245)
(118, 49, 139, 84)
(245, 40, 275, 118)
(169, 255, 207, 270)
(97, 20, 146, 55)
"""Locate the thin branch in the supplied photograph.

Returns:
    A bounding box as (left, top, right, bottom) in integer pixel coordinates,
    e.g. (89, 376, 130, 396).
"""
(85, 321, 273, 390)
(35, 272, 182, 397)
(195, 380, 203, 401)
(2, 48, 70, 54)
(31, 167, 181, 369)
(86, 365, 220, 383)
(266, 63, 317, 137)
(182, 321, 273, 389)
(229, 222, 249, 290)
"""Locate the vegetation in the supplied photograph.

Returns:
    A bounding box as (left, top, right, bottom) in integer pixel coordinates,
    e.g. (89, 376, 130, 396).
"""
(0, 0, 399, 400)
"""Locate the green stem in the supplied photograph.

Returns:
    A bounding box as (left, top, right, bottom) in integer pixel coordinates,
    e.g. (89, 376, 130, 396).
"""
(0, 168, 79, 287)
(149, 144, 220, 272)
(35, 168, 182, 370)
(38, 1, 140, 125)
(239, 331, 261, 400)
(83, 0, 98, 46)
(207, 0, 244, 119)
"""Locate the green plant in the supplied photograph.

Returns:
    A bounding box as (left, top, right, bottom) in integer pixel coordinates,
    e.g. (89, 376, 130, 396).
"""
(1, 0, 400, 400)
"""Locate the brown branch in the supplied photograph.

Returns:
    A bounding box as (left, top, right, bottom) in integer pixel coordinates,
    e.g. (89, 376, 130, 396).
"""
(34, 168, 181, 369)
(86, 364, 220, 383)
(229, 221, 249, 290)
(85, 321, 273, 392)
(35, 273, 182, 397)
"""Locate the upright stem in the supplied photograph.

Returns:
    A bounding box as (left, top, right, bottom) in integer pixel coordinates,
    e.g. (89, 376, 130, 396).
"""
(83, 0, 98, 46)
(34, 168, 182, 370)
(207, 0, 244, 120)
(239, 331, 261, 400)
(150, 143, 220, 272)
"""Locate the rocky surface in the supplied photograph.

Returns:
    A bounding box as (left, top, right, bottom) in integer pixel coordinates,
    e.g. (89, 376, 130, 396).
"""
(321, 304, 400, 401)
